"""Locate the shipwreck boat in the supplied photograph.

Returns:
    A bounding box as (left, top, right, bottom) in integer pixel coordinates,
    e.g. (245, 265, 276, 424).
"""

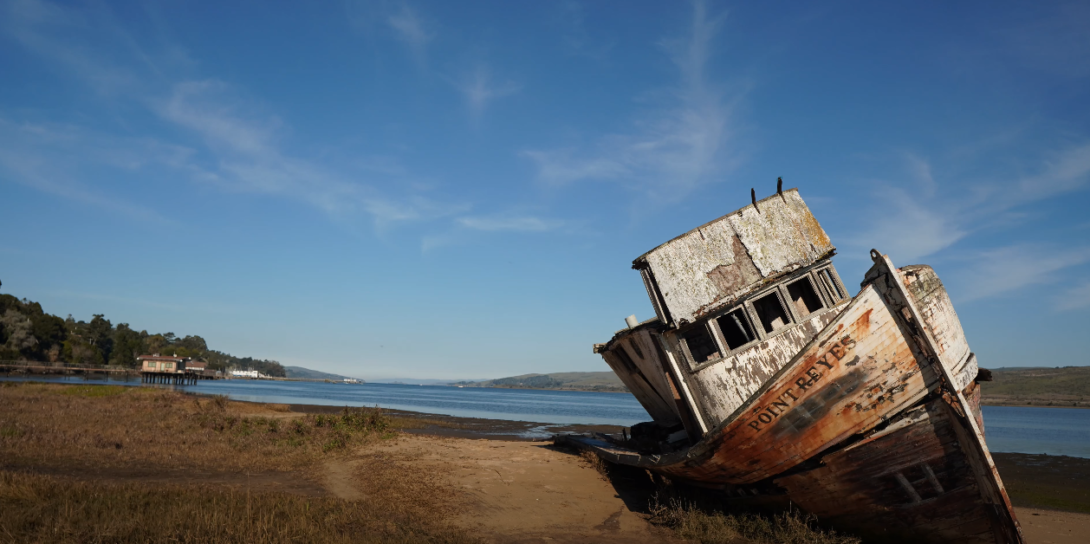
(560, 186, 1023, 543)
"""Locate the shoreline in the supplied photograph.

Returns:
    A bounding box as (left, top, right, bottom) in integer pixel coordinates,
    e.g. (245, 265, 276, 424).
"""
(221, 395, 1090, 515)
(184, 391, 627, 441)
(4, 371, 1088, 406)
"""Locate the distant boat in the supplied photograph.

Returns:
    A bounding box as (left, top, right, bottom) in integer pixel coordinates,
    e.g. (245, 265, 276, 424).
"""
(560, 187, 1023, 544)
(342, 378, 363, 384)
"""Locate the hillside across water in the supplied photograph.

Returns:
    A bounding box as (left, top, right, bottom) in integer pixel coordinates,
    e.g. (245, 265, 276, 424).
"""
(982, 366, 1090, 408)
(453, 372, 627, 392)
(451, 366, 1090, 405)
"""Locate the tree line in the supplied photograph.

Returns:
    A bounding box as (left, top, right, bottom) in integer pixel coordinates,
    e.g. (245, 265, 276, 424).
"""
(0, 293, 285, 377)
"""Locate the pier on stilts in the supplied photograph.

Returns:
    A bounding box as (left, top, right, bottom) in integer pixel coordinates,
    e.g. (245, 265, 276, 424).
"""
(141, 372, 199, 385)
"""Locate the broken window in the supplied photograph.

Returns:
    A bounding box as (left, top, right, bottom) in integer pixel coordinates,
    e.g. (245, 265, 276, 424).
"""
(752, 291, 791, 334)
(787, 277, 824, 318)
(716, 308, 756, 351)
(817, 268, 846, 302)
(680, 324, 719, 364)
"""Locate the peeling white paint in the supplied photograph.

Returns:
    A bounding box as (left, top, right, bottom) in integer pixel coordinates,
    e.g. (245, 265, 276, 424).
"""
(639, 190, 835, 326)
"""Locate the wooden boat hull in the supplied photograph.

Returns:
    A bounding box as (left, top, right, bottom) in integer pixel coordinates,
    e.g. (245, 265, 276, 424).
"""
(565, 253, 1023, 543)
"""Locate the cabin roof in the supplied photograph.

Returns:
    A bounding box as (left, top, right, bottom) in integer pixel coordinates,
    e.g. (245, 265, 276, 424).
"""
(633, 188, 834, 327)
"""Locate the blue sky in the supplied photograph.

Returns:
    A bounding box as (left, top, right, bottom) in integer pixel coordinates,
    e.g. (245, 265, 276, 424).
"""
(1, 0, 1088, 379)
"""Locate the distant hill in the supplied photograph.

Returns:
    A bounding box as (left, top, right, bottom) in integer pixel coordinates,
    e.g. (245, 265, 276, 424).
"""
(368, 378, 467, 385)
(284, 366, 352, 381)
(454, 372, 627, 392)
(981, 366, 1090, 408)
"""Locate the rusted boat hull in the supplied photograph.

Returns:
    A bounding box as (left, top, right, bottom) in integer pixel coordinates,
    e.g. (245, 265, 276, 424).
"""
(776, 387, 1015, 543)
(567, 252, 1023, 543)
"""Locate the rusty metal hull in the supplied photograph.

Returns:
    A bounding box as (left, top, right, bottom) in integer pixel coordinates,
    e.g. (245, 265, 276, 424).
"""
(569, 254, 1023, 543)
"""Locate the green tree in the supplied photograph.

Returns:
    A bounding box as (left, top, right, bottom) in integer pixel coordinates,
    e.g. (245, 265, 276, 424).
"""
(109, 323, 145, 367)
(146, 334, 169, 355)
(0, 309, 38, 360)
(30, 312, 67, 361)
(63, 338, 103, 366)
(87, 314, 113, 363)
(178, 335, 208, 352)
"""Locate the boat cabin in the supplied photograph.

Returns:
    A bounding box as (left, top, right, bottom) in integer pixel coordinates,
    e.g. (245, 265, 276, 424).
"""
(596, 189, 852, 439)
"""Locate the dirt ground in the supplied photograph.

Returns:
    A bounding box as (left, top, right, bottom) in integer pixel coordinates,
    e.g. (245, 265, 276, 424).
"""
(1015, 509, 1090, 544)
(325, 434, 679, 543)
(317, 433, 1090, 544)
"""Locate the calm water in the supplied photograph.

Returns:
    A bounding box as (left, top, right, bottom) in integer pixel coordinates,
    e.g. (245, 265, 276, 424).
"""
(981, 405, 1090, 458)
(4, 375, 1088, 457)
(0, 375, 649, 427)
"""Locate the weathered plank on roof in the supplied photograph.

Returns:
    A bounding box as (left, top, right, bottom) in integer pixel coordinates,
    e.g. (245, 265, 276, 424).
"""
(638, 189, 834, 327)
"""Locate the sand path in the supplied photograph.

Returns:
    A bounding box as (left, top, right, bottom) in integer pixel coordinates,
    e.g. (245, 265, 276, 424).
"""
(1015, 508, 1090, 544)
(335, 434, 678, 543)
(322, 434, 1090, 544)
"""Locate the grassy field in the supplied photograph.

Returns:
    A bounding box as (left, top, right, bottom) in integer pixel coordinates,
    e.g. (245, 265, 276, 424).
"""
(0, 382, 475, 543)
(981, 366, 1090, 407)
(0, 381, 863, 544)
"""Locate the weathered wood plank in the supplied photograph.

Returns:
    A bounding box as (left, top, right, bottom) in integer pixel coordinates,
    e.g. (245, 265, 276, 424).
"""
(869, 252, 1023, 544)
(658, 285, 932, 484)
(675, 307, 845, 429)
(635, 189, 835, 327)
(776, 398, 998, 543)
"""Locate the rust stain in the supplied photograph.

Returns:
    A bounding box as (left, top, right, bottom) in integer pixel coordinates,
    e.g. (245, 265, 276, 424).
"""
(854, 308, 873, 337)
(657, 288, 927, 484)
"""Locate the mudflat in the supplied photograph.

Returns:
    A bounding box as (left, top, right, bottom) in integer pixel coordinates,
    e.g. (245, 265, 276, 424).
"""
(2, 382, 1088, 543)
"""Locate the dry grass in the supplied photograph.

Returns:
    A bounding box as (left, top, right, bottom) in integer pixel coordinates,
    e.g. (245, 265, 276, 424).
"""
(0, 471, 478, 544)
(0, 382, 392, 472)
(649, 497, 860, 544)
(579, 450, 609, 478)
(0, 382, 479, 544)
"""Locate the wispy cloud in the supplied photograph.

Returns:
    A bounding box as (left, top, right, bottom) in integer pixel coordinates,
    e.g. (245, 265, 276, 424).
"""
(455, 65, 520, 118)
(1056, 281, 1090, 311)
(859, 187, 968, 263)
(853, 142, 1090, 264)
(387, 3, 432, 65)
(456, 214, 564, 232)
(556, 1, 613, 59)
(0, 118, 174, 223)
(954, 244, 1090, 301)
(157, 80, 466, 228)
(522, 0, 738, 201)
(0, 0, 466, 232)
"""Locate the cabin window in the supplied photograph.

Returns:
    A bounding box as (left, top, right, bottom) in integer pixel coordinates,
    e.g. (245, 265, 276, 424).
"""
(680, 324, 720, 364)
(163, 362, 173, 370)
(787, 277, 824, 318)
(716, 308, 757, 350)
(752, 291, 791, 334)
(817, 267, 846, 302)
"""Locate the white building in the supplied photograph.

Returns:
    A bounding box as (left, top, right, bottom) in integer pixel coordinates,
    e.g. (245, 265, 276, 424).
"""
(231, 369, 260, 379)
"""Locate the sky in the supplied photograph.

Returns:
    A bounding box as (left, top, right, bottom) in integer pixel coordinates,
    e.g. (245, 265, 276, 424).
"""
(1, 0, 1088, 379)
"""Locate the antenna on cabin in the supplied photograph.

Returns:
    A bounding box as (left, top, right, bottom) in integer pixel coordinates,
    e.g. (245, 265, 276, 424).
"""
(751, 188, 759, 213)
(777, 177, 786, 202)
